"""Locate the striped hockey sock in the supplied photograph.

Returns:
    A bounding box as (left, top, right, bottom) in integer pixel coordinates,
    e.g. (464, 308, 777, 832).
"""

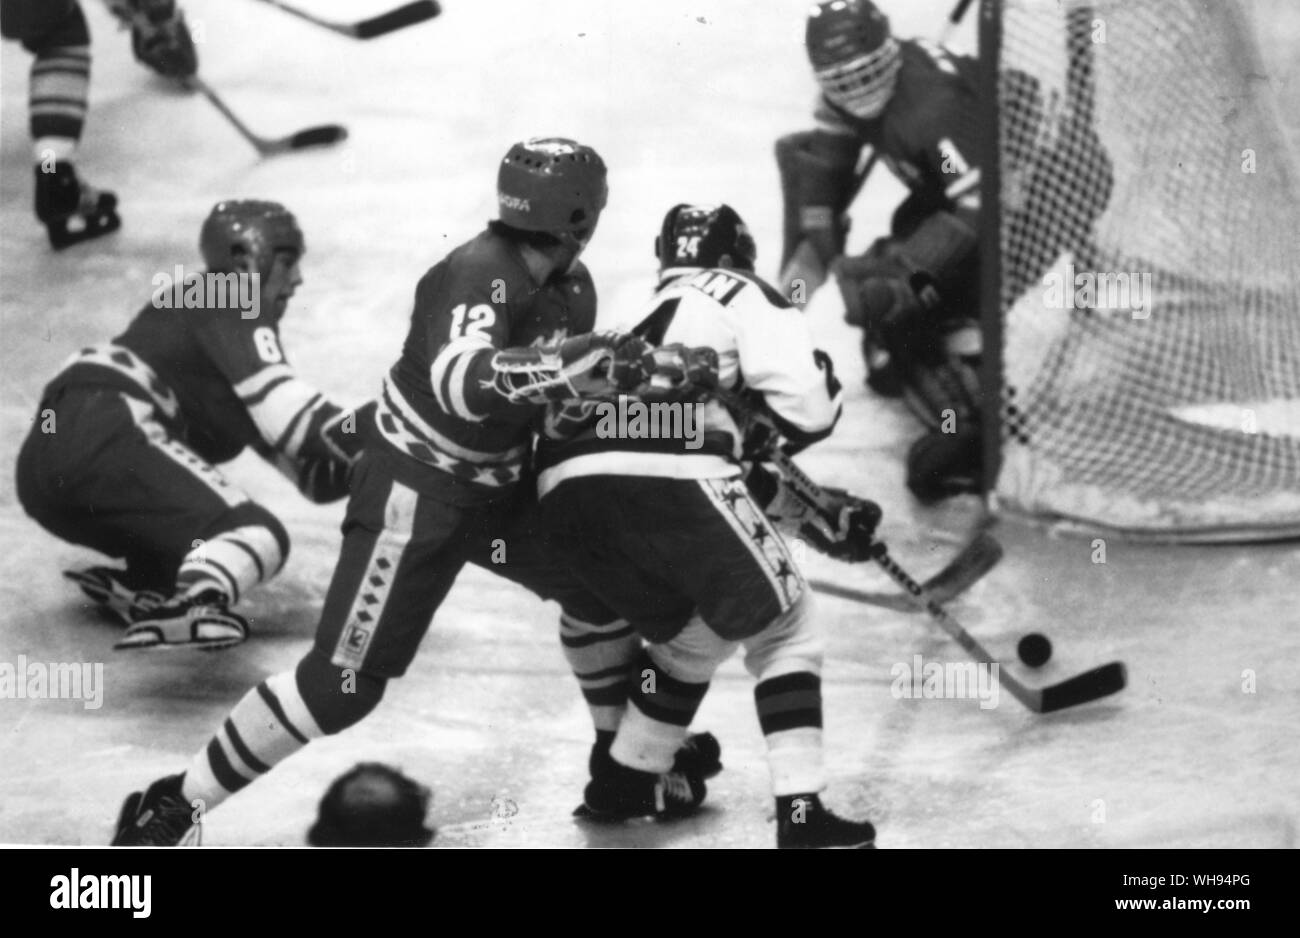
(559, 613, 639, 733)
(755, 671, 826, 796)
(609, 650, 710, 774)
(175, 525, 285, 604)
(181, 671, 324, 810)
(30, 44, 89, 153)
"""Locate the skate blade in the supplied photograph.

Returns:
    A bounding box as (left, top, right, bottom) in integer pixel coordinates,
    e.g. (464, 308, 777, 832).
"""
(46, 194, 121, 250)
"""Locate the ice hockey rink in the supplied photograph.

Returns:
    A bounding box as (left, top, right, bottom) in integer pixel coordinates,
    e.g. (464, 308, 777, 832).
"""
(1, 0, 1298, 848)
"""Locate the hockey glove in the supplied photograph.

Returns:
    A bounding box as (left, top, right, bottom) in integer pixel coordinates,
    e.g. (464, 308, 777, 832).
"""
(747, 463, 884, 563)
(633, 344, 720, 402)
(491, 332, 650, 405)
(112, 0, 198, 79)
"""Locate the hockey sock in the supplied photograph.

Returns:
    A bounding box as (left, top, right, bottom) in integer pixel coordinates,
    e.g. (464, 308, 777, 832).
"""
(29, 38, 90, 150)
(609, 650, 709, 774)
(175, 525, 285, 604)
(755, 671, 826, 796)
(181, 670, 324, 809)
(559, 613, 639, 734)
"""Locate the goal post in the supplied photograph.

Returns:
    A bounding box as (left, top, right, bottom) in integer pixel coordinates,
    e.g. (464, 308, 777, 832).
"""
(979, 0, 1300, 541)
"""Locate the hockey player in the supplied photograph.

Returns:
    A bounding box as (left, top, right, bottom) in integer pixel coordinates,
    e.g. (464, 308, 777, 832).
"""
(16, 199, 363, 650)
(108, 138, 713, 847)
(1, 0, 196, 248)
(537, 203, 882, 848)
(775, 0, 984, 500)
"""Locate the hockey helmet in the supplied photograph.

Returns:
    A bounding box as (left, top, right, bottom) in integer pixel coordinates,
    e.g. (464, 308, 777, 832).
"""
(806, 0, 902, 120)
(497, 137, 608, 236)
(656, 203, 757, 271)
(200, 200, 304, 275)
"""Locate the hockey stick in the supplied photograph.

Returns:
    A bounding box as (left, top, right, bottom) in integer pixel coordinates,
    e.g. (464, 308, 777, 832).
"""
(765, 443, 1126, 713)
(186, 76, 347, 157)
(252, 0, 441, 39)
(809, 529, 1001, 611)
(717, 387, 999, 608)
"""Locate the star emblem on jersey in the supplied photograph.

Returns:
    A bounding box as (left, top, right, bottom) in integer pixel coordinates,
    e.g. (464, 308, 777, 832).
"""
(721, 484, 746, 506)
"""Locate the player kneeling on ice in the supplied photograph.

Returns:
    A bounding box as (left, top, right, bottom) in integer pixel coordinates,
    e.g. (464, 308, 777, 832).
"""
(16, 200, 368, 651)
(106, 138, 716, 847)
(536, 203, 881, 848)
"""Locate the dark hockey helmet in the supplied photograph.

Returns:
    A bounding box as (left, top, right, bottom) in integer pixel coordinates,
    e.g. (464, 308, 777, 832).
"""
(307, 762, 435, 848)
(806, 0, 902, 120)
(497, 137, 608, 237)
(200, 200, 304, 275)
(656, 203, 757, 272)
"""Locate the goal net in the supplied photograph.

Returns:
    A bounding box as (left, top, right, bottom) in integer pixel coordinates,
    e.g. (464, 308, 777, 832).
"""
(980, 0, 1300, 540)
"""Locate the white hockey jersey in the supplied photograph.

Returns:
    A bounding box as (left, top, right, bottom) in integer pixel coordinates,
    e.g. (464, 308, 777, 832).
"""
(535, 265, 842, 496)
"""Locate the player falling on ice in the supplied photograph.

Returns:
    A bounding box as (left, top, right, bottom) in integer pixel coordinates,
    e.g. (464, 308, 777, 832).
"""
(107, 138, 716, 846)
(1, 0, 196, 248)
(17, 199, 366, 650)
(776, 0, 984, 500)
(537, 203, 882, 848)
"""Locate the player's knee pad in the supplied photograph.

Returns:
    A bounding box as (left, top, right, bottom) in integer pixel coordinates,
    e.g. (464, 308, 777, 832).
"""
(295, 648, 387, 735)
(742, 594, 824, 682)
(647, 615, 737, 685)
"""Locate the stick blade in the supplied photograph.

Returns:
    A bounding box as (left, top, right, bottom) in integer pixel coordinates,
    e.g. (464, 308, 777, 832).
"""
(1038, 661, 1127, 713)
(288, 124, 348, 150)
(355, 0, 441, 38)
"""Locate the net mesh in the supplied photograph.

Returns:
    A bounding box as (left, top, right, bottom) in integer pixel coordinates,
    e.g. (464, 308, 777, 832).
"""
(989, 0, 1300, 539)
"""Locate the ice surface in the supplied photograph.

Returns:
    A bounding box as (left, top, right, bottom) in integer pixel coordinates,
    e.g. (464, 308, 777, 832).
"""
(1, 0, 1297, 848)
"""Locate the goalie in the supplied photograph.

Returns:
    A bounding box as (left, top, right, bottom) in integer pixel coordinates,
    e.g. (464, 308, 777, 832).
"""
(776, 0, 1113, 502)
(775, 0, 984, 501)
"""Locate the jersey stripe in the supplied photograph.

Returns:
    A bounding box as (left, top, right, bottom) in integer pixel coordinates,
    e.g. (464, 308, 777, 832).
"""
(382, 374, 527, 464)
(430, 336, 493, 422)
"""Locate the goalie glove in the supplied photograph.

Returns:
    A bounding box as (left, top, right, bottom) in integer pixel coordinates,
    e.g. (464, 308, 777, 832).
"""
(491, 332, 650, 405)
(746, 463, 884, 563)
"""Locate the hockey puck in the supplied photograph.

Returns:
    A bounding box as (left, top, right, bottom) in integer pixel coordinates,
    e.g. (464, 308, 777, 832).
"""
(1017, 633, 1052, 668)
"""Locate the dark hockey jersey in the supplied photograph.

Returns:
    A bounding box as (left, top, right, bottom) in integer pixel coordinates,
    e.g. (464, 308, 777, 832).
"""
(44, 278, 341, 468)
(813, 38, 983, 223)
(375, 227, 597, 505)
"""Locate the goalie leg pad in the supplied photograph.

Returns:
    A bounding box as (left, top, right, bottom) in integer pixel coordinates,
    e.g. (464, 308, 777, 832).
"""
(906, 427, 983, 503)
